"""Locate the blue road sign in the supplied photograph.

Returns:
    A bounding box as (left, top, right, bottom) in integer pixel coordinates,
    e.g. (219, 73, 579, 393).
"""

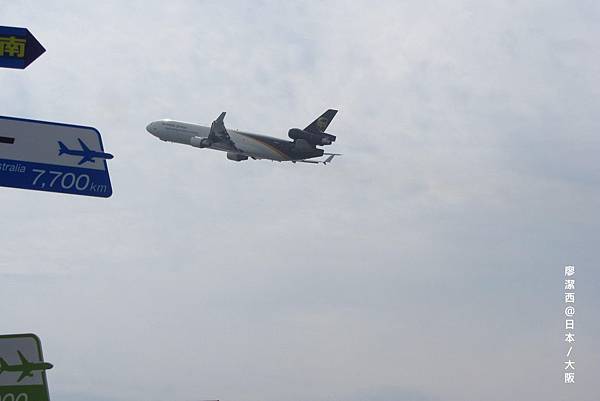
(0, 26, 45, 69)
(0, 116, 113, 198)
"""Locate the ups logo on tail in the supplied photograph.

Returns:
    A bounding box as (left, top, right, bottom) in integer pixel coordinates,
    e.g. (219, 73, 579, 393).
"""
(316, 117, 329, 132)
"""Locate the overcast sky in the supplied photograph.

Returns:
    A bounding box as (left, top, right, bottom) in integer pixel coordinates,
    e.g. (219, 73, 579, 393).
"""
(1, 1, 599, 401)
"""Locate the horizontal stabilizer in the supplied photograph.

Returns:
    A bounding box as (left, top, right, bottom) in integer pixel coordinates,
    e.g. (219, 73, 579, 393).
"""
(297, 153, 341, 165)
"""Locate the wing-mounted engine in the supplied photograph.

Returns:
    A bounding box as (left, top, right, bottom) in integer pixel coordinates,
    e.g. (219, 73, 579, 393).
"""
(190, 136, 212, 148)
(288, 128, 336, 146)
(227, 152, 248, 162)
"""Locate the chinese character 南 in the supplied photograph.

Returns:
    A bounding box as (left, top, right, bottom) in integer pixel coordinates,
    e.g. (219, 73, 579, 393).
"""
(0, 36, 26, 58)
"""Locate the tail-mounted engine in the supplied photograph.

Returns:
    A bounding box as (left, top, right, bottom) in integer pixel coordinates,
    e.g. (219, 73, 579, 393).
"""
(288, 128, 336, 146)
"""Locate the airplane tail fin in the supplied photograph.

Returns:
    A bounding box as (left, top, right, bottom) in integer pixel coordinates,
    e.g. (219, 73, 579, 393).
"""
(0, 357, 7, 373)
(304, 109, 338, 133)
(58, 141, 68, 155)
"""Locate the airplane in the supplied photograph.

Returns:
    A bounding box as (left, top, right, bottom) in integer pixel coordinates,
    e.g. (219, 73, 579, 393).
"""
(58, 138, 114, 165)
(0, 350, 53, 383)
(146, 109, 341, 164)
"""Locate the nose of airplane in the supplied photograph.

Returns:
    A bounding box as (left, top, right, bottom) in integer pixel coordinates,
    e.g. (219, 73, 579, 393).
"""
(146, 123, 154, 135)
(146, 122, 158, 136)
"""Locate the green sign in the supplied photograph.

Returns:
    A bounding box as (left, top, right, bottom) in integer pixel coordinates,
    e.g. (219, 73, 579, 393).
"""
(0, 334, 51, 401)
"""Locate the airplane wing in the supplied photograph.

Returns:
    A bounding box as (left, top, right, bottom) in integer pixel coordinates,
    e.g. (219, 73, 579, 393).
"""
(77, 138, 96, 165)
(77, 138, 91, 153)
(17, 351, 29, 365)
(78, 156, 94, 165)
(208, 112, 237, 150)
(17, 370, 32, 383)
(304, 109, 338, 133)
(78, 156, 95, 165)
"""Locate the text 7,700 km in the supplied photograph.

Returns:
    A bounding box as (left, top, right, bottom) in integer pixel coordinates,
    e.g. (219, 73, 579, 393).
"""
(31, 169, 108, 194)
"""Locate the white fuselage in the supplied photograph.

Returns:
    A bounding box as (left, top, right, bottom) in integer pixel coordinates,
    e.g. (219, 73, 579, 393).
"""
(146, 119, 291, 161)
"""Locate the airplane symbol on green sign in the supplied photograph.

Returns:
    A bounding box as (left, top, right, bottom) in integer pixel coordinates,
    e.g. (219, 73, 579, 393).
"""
(0, 350, 53, 383)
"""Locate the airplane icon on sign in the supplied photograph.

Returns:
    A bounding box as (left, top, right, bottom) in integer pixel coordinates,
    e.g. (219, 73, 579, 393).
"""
(0, 350, 53, 383)
(58, 138, 114, 165)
